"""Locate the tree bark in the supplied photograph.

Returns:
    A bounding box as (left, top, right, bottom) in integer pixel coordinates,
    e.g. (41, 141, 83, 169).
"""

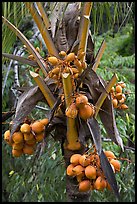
(63, 147, 91, 202)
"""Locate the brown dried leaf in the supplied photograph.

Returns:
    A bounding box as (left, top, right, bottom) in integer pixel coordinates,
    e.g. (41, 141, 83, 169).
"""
(86, 117, 120, 198)
(10, 86, 44, 136)
(99, 94, 124, 150)
(45, 115, 67, 142)
(64, 2, 81, 49)
(100, 150, 120, 199)
(53, 19, 69, 52)
(76, 117, 88, 145)
(53, 2, 80, 52)
(86, 118, 102, 155)
(81, 67, 107, 103)
(82, 68, 124, 150)
(2, 53, 38, 67)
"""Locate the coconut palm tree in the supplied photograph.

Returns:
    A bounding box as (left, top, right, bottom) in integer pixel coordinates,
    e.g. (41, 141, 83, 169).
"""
(2, 2, 134, 202)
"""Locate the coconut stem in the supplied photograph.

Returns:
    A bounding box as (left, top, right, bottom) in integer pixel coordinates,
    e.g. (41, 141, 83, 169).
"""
(92, 39, 106, 72)
(94, 73, 118, 118)
(30, 71, 56, 108)
(77, 2, 93, 73)
(25, 2, 59, 57)
(36, 2, 50, 29)
(62, 73, 81, 150)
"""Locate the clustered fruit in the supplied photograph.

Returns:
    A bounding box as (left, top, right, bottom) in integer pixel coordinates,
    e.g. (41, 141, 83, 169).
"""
(47, 51, 87, 88)
(111, 82, 128, 110)
(27, 49, 86, 89)
(4, 118, 49, 157)
(27, 46, 41, 60)
(66, 149, 121, 192)
(27, 49, 95, 121)
(65, 94, 95, 120)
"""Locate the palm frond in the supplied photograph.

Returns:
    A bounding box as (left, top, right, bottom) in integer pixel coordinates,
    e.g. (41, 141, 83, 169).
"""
(2, 2, 134, 55)
(25, 2, 59, 57)
(91, 2, 134, 35)
(2, 16, 48, 77)
(2, 2, 28, 54)
(95, 73, 117, 118)
(36, 2, 50, 29)
(2, 53, 38, 67)
(92, 39, 106, 72)
(77, 2, 93, 65)
(30, 71, 56, 108)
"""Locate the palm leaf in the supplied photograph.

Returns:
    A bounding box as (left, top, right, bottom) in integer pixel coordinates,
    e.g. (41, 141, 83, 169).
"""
(53, 2, 80, 53)
(10, 86, 44, 137)
(30, 71, 56, 108)
(99, 150, 120, 199)
(91, 2, 133, 35)
(77, 2, 93, 65)
(25, 2, 59, 57)
(87, 118, 102, 155)
(2, 53, 38, 67)
(49, 2, 69, 39)
(92, 39, 106, 72)
(2, 16, 48, 77)
(36, 2, 50, 29)
(86, 118, 120, 199)
(2, 2, 27, 54)
(94, 73, 117, 118)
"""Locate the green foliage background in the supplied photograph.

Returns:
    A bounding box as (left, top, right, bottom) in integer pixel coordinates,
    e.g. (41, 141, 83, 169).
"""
(2, 3, 135, 202)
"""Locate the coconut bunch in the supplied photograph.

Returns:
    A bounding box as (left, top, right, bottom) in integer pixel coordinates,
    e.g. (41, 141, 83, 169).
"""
(27, 46, 41, 60)
(111, 82, 128, 110)
(4, 118, 49, 157)
(47, 51, 87, 88)
(65, 94, 95, 120)
(66, 149, 121, 192)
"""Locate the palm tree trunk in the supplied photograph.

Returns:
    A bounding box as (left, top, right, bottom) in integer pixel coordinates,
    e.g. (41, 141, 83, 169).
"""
(63, 147, 91, 202)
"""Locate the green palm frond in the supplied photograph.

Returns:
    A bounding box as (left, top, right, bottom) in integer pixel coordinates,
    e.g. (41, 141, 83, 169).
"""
(2, 2, 134, 54)
(91, 2, 134, 35)
(2, 2, 28, 53)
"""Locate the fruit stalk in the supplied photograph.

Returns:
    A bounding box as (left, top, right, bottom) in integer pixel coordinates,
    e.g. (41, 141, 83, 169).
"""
(25, 2, 59, 58)
(30, 71, 56, 108)
(77, 2, 93, 73)
(62, 73, 81, 150)
(36, 2, 50, 29)
(94, 73, 118, 118)
(92, 39, 106, 72)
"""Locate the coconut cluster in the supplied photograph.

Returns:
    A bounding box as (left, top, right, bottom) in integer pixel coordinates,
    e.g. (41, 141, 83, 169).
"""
(111, 82, 128, 110)
(65, 94, 95, 120)
(47, 51, 87, 88)
(4, 118, 49, 157)
(27, 46, 41, 61)
(66, 149, 121, 192)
